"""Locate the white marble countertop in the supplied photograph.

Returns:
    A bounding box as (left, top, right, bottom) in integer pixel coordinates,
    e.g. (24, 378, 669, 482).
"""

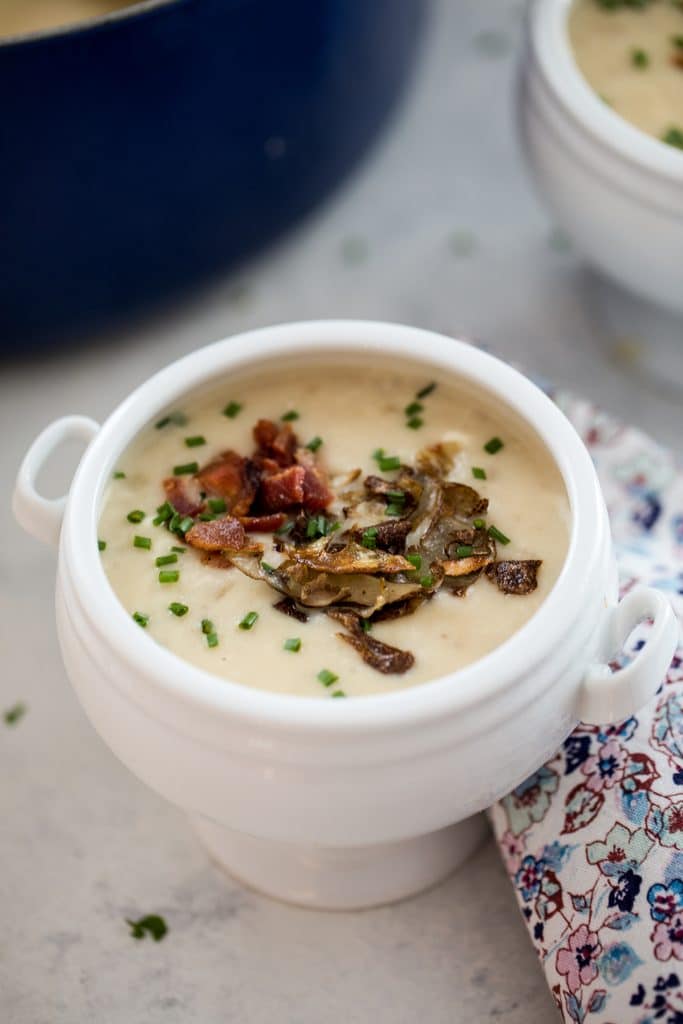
(3, 1, 682, 1021)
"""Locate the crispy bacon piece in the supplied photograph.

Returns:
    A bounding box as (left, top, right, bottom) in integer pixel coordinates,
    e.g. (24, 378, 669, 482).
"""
(186, 516, 252, 552)
(163, 477, 204, 517)
(240, 513, 287, 533)
(297, 449, 333, 512)
(196, 451, 258, 516)
(253, 419, 297, 467)
(259, 465, 306, 511)
(485, 560, 542, 595)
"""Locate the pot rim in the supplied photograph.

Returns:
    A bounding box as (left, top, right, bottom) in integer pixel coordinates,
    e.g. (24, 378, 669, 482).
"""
(0, 0, 177, 48)
(63, 319, 605, 733)
(528, 0, 683, 185)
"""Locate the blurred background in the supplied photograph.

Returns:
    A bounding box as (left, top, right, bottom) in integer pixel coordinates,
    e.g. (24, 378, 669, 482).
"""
(2, 0, 680, 449)
(2, 1, 681, 1022)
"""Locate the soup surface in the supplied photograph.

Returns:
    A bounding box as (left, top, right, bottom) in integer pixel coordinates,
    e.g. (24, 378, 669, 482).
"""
(0, 0, 138, 39)
(98, 360, 570, 698)
(569, 0, 683, 147)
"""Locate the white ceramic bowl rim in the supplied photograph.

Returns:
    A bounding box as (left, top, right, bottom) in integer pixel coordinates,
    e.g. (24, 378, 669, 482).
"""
(63, 320, 603, 733)
(531, 0, 683, 184)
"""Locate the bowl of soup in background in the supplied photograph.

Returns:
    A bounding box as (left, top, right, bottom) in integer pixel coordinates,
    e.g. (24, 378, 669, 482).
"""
(519, 0, 683, 315)
(12, 320, 679, 909)
(0, 0, 423, 349)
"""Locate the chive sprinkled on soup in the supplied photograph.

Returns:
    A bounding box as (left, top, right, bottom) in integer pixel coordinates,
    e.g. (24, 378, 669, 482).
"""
(569, 0, 683, 145)
(98, 363, 570, 698)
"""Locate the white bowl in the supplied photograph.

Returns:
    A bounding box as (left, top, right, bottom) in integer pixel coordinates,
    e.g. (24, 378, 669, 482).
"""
(520, 0, 683, 315)
(12, 321, 679, 909)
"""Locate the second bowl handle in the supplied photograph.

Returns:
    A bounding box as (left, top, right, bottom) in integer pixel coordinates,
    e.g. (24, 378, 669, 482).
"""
(13, 415, 100, 548)
(578, 586, 680, 725)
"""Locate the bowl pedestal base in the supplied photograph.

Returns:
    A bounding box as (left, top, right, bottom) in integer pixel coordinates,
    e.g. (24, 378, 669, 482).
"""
(191, 813, 489, 910)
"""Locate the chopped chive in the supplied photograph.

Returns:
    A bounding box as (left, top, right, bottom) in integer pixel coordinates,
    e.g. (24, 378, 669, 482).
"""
(197, 512, 217, 522)
(156, 411, 187, 429)
(4, 702, 26, 725)
(361, 527, 378, 549)
(239, 611, 259, 630)
(420, 574, 434, 589)
(386, 490, 406, 502)
(133, 612, 149, 628)
(385, 502, 404, 516)
(184, 435, 206, 448)
(484, 436, 504, 454)
(98, 539, 106, 551)
(153, 501, 174, 525)
(631, 47, 649, 68)
(127, 509, 145, 524)
(284, 637, 301, 652)
(416, 381, 437, 399)
(168, 512, 181, 532)
(133, 535, 152, 550)
(126, 914, 167, 942)
(222, 400, 242, 418)
(473, 518, 486, 529)
(378, 454, 401, 472)
(488, 525, 511, 546)
(171, 546, 186, 553)
(372, 448, 385, 461)
(177, 516, 194, 534)
(261, 562, 275, 573)
(201, 619, 214, 635)
(331, 690, 346, 698)
(305, 515, 336, 539)
(361, 619, 372, 633)
(113, 470, 126, 479)
(173, 462, 198, 476)
(472, 466, 487, 480)
(404, 401, 424, 416)
(168, 602, 189, 617)
(276, 519, 295, 535)
(207, 497, 226, 514)
(306, 436, 323, 452)
(158, 570, 180, 583)
(206, 632, 219, 648)
(156, 553, 178, 567)
(306, 517, 319, 539)
(281, 410, 299, 422)
(406, 416, 423, 430)
(455, 545, 473, 557)
(317, 669, 339, 687)
(406, 552, 422, 570)
(663, 126, 683, 149)
(672, 35, 683, 48)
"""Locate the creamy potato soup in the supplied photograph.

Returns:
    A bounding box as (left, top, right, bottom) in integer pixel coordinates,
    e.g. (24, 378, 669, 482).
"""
(0, 0, 138, 39)
(98, 361, 570, 698)
(570, 0, 683, 147)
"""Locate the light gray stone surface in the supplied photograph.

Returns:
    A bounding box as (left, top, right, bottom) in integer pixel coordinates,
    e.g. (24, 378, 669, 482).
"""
(3, 1, 682, 1021)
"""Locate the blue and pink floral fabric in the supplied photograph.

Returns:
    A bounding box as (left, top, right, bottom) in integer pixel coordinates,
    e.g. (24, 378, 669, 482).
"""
(491, 392, 683, 1024)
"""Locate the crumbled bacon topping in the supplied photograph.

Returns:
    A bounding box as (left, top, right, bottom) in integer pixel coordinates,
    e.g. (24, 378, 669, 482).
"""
(163, 477, 204, 517)
(253, 419, 297, 467)
(185, 516, 251, 552)
(196, 450, 258, 516)
(259, 464, 307, 511)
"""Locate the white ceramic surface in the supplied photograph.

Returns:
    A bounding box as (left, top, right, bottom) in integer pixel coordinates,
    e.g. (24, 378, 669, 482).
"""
(519, 0, 683, 315)
(12, 320, 679, 909)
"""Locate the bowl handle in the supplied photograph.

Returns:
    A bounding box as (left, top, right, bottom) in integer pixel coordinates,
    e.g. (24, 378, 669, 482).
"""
(578, 586, 680, 725)
(13, 416, 100, 548)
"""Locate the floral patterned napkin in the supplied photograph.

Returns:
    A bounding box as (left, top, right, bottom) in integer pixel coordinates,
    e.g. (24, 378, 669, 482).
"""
(490, 390, 683, 1024)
